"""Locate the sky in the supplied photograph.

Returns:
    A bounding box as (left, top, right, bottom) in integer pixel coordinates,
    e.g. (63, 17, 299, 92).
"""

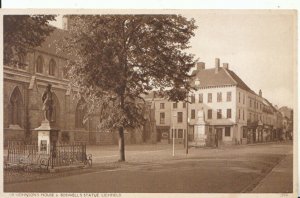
(49, 10, 296, 108)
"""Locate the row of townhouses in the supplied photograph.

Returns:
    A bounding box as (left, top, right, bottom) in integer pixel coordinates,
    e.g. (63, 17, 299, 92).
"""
(144, 59, 293, 146)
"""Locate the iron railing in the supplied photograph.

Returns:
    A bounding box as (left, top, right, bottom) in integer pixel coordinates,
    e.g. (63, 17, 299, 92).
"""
(5, 141, 92, 172)
(50, 143, 88, 168)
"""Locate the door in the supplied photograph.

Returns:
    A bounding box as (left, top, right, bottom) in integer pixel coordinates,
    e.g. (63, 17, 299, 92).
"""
(216, 128, 223, 140)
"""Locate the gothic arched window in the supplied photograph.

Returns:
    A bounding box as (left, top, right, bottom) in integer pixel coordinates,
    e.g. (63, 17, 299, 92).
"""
(51, 92, 60, 127)
(9, 87, 23, 127)
(75, 99, 87, 129)
(36, 55, 44, 73)
(18, 53, 27, 69)
(49, 59, 56, 76)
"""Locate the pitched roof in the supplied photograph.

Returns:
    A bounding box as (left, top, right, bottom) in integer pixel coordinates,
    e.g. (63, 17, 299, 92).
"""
(263, 98, 277, 112)
(226, 69, 255, 94)
(192, 67, 256, 94)
(35, 28, 69, 58)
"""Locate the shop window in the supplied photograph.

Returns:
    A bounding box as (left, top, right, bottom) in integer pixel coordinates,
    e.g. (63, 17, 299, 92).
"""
(178, 129, 183, 138)
(243, 128, 247, 138)
(171, 129, 177, 138)
(225, 127, 231, 136)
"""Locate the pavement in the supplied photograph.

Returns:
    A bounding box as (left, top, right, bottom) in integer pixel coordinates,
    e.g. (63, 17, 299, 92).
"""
(251, 152, 293, 193)
(3, 141, 294, 193)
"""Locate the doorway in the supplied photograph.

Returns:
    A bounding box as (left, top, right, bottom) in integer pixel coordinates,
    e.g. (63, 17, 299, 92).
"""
(216, 128, 223, 141)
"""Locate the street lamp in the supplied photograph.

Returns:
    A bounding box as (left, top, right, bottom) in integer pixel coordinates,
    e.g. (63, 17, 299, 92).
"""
(186, 117, 190, 155)
(172, 112, 177, 157)
(185, 92, 189, 155)
(258, 120, 263, 143)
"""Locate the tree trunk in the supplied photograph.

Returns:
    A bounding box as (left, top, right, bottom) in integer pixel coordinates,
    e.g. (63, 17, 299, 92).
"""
(118, 126, 125, 161)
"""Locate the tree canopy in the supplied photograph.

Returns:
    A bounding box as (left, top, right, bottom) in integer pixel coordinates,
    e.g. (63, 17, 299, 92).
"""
(4, 15, 56, 65)
(62, 15, 197, 161)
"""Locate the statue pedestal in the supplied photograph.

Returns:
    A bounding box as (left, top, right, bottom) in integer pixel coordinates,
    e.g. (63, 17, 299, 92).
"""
(193, 124, 207, 147)
(191, 109, 208, 147)
(34, 120, 59, 154)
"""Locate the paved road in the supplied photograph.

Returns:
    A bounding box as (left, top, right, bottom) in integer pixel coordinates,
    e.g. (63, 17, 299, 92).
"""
(4, 142, 293, 193)
(251, 152, 293, 193)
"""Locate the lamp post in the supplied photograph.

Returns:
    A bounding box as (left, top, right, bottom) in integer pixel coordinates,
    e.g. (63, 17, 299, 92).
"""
(172, 113, 177, 157)
(258, 120, 263, 143)
(185, 93, 189, 155)
(186, 118, 190, 155)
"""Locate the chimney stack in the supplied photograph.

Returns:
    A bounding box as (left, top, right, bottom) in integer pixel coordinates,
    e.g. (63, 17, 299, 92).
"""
(62, 16, 69, 30)
(223, 63, 229, 70)
(215, 58, 220, 73)
(196, 62, 205, 70)
(259, 89, 262, 97)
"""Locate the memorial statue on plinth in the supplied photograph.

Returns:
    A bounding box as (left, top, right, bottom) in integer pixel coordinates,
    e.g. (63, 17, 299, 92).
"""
(35, 83, 59, 155)
(193, 108, 208, 147)
(42, 84, 54, 122)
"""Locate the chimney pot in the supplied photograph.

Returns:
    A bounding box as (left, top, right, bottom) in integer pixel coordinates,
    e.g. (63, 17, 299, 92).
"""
(259, 89, 262, 97)
(215, 58, 220, 73)
(223, 63, 229, 69)
(196, 62, 205, 70)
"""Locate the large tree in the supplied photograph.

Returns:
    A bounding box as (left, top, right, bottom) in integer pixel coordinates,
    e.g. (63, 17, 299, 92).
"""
(62, 15, 197, 161)
(4, 15, 56, 64)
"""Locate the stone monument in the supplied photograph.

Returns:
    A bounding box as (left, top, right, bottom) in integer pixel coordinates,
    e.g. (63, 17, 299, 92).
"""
(35, 84, 59, 154)
(193, 108, 208, 147)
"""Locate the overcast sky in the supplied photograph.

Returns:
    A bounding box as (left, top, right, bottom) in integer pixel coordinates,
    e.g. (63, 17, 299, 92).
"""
(184, 10, 296, 109)
(50, 10, 296, 108)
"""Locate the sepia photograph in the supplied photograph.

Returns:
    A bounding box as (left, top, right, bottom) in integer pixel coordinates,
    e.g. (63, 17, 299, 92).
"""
(1, 9, 297, 197)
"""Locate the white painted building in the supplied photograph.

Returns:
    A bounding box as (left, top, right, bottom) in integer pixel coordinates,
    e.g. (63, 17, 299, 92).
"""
(145, 58, 281, 146)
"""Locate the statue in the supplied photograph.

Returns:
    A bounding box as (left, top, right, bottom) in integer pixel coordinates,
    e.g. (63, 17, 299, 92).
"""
(42, 84, 54, 122)
(196, 108, 206, 124)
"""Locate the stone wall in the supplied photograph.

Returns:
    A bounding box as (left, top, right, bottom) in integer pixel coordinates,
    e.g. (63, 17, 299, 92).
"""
(4, 128, 25, 146)
(4, 67, 156, 146)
